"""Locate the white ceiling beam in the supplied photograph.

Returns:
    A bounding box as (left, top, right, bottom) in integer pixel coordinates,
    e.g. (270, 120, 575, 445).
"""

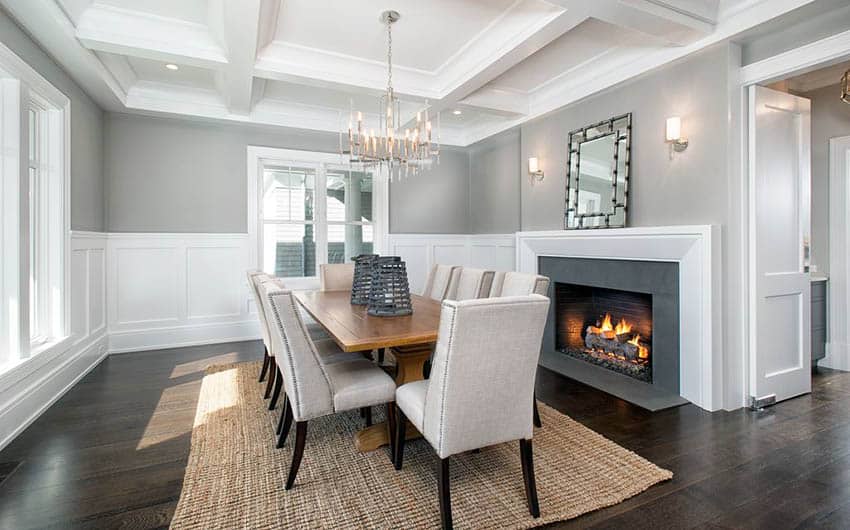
(458, 87, 529, 118)
(75, 4, 228, 69)
(211, 0, 278, 115)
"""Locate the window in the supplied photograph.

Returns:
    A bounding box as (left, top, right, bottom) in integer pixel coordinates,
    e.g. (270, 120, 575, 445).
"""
(249, 147, 386, 281)
(0, 47, 69, 370)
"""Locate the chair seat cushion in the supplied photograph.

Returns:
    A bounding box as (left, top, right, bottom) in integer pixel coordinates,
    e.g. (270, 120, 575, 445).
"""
(324, 359, 396, 412)
(396, 380, 428, 432)
(314, 338, 361, 365)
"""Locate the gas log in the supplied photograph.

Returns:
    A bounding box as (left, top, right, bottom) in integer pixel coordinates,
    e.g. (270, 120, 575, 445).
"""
(585, 326, 641, 361)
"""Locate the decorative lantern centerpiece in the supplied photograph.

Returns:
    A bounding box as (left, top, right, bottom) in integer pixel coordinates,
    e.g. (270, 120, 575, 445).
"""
(350, 254, 378, 305)
(367, 256, 413, 317)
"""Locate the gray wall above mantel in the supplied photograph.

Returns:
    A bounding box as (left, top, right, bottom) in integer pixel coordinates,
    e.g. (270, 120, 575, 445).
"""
(0, 6, 105, 232)
(105, 112, 472, 234)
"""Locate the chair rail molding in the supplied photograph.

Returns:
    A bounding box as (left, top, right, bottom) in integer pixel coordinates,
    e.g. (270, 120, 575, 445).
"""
(106, 232, 260, 353)
(0, 231, 108, 451)
(385, 234, 516, 294)
(515, 225, 722, 412)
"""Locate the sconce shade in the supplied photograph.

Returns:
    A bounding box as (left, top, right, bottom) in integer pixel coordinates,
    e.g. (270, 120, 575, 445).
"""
(666, 117, 682, 141)
(528, 157, 540, 174)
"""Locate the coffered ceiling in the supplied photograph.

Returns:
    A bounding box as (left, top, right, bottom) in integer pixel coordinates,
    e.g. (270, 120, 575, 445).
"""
(0, 0, 824, 145)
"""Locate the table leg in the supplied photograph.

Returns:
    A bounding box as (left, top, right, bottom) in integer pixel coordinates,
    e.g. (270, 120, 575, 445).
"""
(354, 344, 432, 453)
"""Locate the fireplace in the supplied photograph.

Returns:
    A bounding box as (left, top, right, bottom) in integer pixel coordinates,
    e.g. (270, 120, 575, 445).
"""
(556, 284, 653, 383)
(540, 256, 680, 401)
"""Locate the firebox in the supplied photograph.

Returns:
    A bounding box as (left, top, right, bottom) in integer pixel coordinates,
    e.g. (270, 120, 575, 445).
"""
(539, 256, 680, 401)
(555, 284, 653, 383)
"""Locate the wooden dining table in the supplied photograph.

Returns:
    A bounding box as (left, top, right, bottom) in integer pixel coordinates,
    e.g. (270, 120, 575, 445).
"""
(293, 289, 442, 452)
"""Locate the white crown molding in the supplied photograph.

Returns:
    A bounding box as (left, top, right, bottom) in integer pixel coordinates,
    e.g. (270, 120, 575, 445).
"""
(75, 4, 228, 69)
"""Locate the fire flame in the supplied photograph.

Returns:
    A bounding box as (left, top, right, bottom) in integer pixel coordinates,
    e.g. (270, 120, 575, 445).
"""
(599, 313, 633, 336)
(629, 334, 650, 359)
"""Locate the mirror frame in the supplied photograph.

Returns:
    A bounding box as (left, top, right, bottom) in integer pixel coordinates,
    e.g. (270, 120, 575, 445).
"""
(564, 113, 632, 229)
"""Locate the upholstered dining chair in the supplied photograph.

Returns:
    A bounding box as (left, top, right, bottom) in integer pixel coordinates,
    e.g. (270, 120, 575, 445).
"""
(319, 263, 355, 291)
(422, 264, 461, 301)
(394, 295, 550, 529)
(490, 272, 551, 428)
(247, 271, 274, 386)
(265, 288, 397, 489)
(445, 267, 495, 301)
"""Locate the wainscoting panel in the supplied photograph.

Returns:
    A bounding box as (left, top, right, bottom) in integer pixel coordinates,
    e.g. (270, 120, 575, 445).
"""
(107, 233, 260, 353)
(0, 231, 109, 451)
(385, 234, 516, 293)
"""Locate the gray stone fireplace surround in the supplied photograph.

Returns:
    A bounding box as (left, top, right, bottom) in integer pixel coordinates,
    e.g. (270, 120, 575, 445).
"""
(539, 256, 685, 410)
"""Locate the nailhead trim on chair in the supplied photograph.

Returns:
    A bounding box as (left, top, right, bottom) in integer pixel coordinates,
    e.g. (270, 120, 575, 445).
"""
(434, 301, 459, 458)
(268, 291, 334, 420)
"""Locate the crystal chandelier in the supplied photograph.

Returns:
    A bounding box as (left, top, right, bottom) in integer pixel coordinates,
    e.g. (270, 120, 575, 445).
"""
(342, 10, 440, 178)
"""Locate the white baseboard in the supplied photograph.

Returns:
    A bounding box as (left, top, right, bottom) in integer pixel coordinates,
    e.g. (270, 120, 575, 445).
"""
(108, 320, 260, 354)
(0, 333, 108, 451)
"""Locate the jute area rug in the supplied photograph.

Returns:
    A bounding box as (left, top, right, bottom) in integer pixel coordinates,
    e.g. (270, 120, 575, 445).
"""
(171, 362, 672, 529)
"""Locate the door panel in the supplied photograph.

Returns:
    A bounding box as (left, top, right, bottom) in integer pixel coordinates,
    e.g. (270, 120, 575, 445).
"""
(749, 85, 811, 406)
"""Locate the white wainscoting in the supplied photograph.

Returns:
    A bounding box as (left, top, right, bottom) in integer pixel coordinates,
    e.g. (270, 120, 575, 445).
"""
(385, 233, 516, 293)
(107, 233, 260, 353)
(0, 231, 108, 450)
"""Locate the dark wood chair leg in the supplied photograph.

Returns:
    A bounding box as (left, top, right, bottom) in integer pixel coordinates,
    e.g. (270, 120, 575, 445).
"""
(394, 406, 407, 470)
(259, 346, 270, 382)
(439, 457, 453, 530)
(276, 393, 289, 434)
(386, 403, 397, 465)
(285, 421, 308, 490)
(277, 396, 294, 448)
(533, 394, 542, 428)
(269, 367, 282, 410)
(263, 358, 276, 399)
(519, 439, 540, 518)
(377, 347, 385, 364)
(360, 407, 372, 427)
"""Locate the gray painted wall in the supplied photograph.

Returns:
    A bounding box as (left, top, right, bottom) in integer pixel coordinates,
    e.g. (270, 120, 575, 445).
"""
(468, 130, 520, 233)
(105, 112, 472, 234)
(389, 148, 470, 234)
(800, 83, 850, 274)
(520, 44, 732, 232)
(0, 7, 105, 231)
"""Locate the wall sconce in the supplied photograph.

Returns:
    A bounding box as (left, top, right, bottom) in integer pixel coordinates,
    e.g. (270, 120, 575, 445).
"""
(665, 116, 688, 152)
(528, 157, 544, 181)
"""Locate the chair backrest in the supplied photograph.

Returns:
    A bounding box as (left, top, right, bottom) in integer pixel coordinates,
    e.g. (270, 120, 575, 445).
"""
(319, 263, 355, 291)
(246, 271, 271, 349)
(260, 282, 334, 422)
(490, 272, 550, 298)
(422, 295, 550, 458)
(447, 267, 495, 300)
(422, 264, 461, 301)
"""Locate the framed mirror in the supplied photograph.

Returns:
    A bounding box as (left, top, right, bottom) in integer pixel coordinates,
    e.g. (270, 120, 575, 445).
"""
(565, 113, 631, 229)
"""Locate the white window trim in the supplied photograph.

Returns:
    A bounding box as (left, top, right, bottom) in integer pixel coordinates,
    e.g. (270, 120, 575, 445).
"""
(246, 146, 389, 289)
(0, 41, 70, 371)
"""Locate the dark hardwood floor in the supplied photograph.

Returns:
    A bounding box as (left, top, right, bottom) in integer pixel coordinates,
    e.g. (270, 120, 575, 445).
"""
(1, 341, 849, 529)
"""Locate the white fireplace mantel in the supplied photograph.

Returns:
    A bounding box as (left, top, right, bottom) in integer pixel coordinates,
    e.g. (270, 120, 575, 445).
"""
(516, 225, 722, 412)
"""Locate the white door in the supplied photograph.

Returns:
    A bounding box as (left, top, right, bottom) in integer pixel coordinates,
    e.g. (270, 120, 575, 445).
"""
(748, 85, 811, 408)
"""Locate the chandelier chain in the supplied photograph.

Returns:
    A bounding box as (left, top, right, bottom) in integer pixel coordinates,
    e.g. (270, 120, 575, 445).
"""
(386, 18, 392, 92)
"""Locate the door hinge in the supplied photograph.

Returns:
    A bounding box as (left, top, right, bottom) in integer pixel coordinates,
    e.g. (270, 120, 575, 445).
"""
(749, 394, 776, 411)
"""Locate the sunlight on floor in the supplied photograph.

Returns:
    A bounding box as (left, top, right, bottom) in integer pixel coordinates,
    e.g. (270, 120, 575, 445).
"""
(169, 352, 242, 379)
(192, 367, 240, 429)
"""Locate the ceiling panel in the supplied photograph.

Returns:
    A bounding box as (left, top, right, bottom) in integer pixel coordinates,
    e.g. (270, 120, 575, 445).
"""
(125, 55, 216, 88)
(487, 18, 661, 93)
(273, 0, 518, 72)
(94, 0, 210, 24)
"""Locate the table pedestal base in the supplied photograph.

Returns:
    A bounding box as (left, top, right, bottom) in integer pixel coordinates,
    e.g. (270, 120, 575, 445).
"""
(354, 344, 431, 453)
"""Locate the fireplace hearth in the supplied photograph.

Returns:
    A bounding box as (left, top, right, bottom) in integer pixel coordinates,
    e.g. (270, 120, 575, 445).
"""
(539, 256, 680, 405)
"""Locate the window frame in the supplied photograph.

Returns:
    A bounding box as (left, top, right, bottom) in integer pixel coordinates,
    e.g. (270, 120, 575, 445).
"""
(0, 42, 70, 370)
(247, 147, 388, 289)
